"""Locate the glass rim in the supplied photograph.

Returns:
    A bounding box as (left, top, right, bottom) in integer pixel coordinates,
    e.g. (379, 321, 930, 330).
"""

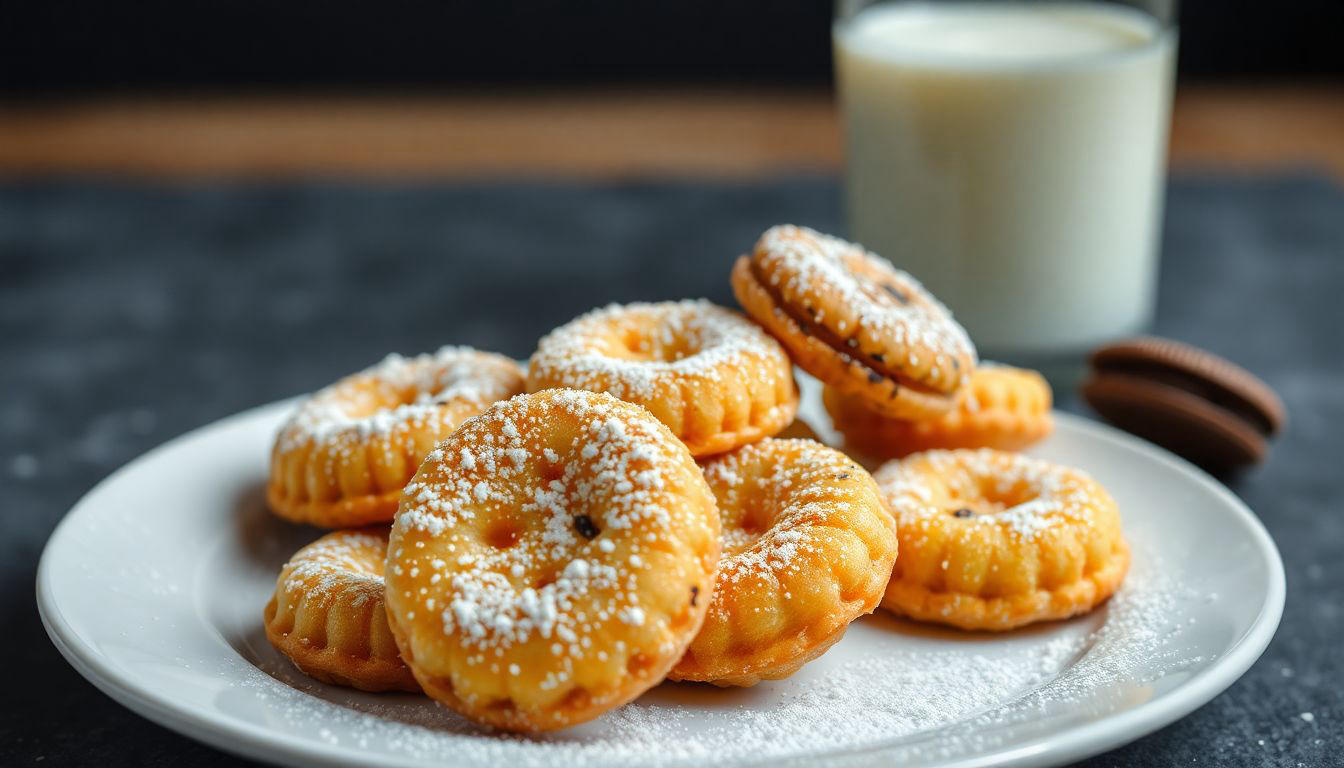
(835, 0, 1179, 30)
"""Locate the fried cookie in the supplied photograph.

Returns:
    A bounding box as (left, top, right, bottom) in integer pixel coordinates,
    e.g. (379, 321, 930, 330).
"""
(876, 449, 1128, 631)
(732, 225, 976, 421)
(671, 439, 897, 686)
(264, 527, 419, 692)
(528, 300, 798, 457)
(385, 390, 721, 731)
(825, 364, 1052, 462)
(269, 347, 525, 527)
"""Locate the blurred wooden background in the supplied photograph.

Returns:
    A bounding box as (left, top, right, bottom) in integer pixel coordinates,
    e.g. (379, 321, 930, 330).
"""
(1, 86, 1341, 178)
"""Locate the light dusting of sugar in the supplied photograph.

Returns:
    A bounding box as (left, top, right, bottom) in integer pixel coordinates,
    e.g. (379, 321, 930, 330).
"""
(877, 448, 1107, 542)
(703, 440, 870, 605)
(754, 225, 976, 387)
(529, 300, 791, 402)
(238, 538, 1202, 767)
(274, 346, 524, 456)
(391, 389, 712, 695)
(275, 531, 387, 610)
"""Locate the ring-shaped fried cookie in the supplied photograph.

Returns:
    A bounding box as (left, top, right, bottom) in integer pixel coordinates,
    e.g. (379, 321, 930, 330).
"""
(670, 439, 897, 686)
(263, 527, 420, 692)
(268, 347, 525, 527)
(385, 389, 721, 732)
(825, 364, 1053, 463)
(527, 300, 798, 457)
(875, 449, 1128, 631)
(732, 225, 976, 421)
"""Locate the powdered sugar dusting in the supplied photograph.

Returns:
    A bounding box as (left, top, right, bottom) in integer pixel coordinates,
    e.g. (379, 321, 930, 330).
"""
(529, 300, 791, 401)
(877, 448, 1109, 541)
(276, 346, 524, 453)
(276, 530, 387, 608)
(387, 389, 717, 709)
(703, 439, 875, 595)
(237, 539, 1201, 767)
(754, 225, 976, 389)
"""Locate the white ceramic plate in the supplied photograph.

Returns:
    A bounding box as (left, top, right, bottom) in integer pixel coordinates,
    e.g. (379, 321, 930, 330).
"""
(39, 377, 1284, 768)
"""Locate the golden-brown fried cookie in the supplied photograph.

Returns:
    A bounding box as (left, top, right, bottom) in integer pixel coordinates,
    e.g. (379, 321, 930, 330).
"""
(264, 527, 420, 692)
(268, 347, 525, 527)
(385, 389, 721, 732)
(876, 449, 1128, 631)
(825, 364, 1053, 463)
(670, 439, 897, 686)
(732, 225, 976, 421)
(528, 300, 798, 457)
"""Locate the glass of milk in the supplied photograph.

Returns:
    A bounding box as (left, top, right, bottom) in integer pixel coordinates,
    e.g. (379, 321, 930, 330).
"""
(835, 0, 1177, 364)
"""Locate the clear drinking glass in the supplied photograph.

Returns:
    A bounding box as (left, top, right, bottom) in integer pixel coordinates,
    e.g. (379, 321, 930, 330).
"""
(835, 0, 1178, 371)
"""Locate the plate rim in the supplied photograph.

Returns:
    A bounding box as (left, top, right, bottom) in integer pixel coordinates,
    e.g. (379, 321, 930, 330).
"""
(36, 402, 1286, 768)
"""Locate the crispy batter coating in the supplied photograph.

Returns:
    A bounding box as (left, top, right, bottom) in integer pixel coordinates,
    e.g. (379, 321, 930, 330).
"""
(385, 390, 721, 731)
(671, 439, 897, 686)
(528, 300, 798, 456)
(268, 348, 524, 527)
(826, 364, 1053, 463)
(876, 449, 1128, 631)
(732, 225, 975, 420)
(264, 528, 419, 692)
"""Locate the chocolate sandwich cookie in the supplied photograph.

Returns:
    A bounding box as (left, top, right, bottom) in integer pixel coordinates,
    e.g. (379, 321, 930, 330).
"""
(1081, 337, 1286, 473)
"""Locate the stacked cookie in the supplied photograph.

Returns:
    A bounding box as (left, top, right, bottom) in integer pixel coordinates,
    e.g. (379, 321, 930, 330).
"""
(731, 226, 1122, 633)
(260, 224, 1128, 733)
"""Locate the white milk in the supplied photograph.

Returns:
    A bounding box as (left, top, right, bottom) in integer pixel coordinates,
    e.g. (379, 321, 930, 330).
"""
(835, 2, 1176, 355)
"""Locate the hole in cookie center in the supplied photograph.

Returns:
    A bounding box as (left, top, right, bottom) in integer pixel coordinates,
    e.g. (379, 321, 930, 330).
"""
(962, 481, 1041, 513)
(385, 376, 454, 410)
(619, 330, 657, 360)
(947, 501, 1009, 518)
(338, 385, 430, 421)
(539, 461, 565, 483)
(620, 329, 699, 363)
(739, 518, 768, 538)
(485, 520, 522, 550)
(721, 503, 774, 556)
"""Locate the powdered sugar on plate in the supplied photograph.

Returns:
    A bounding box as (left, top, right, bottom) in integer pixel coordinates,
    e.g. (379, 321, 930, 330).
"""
(230, 537, 1204, 767)
(40, 367, 1282, 768)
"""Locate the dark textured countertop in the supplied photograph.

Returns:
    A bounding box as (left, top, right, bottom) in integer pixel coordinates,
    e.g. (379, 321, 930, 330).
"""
(2, 174, 1340, 766)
